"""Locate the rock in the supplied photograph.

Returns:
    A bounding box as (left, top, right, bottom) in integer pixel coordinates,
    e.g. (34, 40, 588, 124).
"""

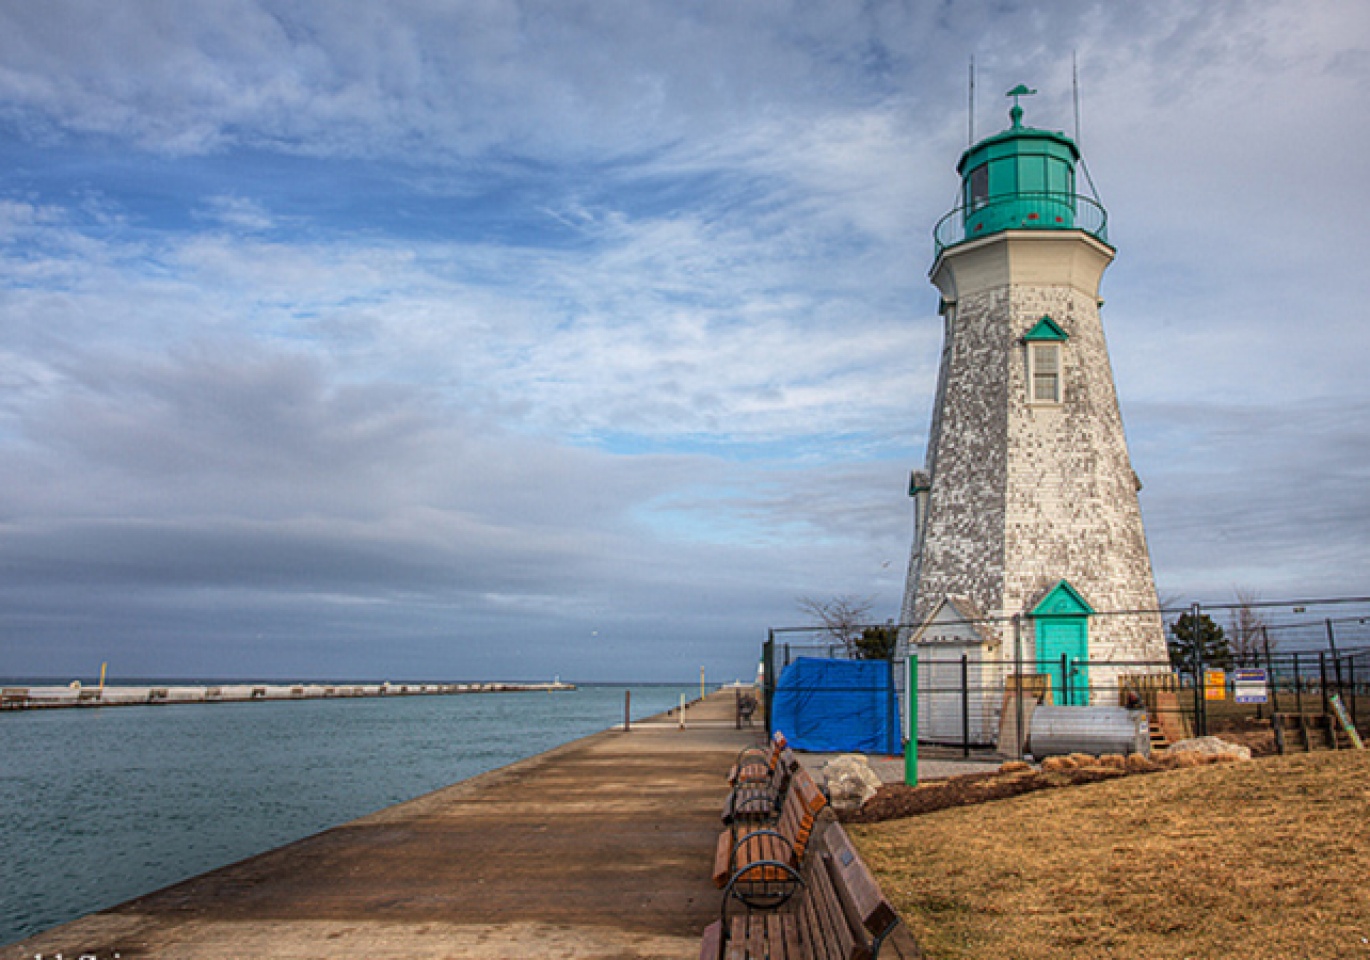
(998, 760, 1032, 774)
(820, 754, 884, 813)
(1041, 755, 1076, 772)
(1166, 736, 1252, 761)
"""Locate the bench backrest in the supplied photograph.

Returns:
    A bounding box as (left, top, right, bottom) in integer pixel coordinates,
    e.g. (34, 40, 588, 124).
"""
(777, 767, 828, 856)
(820, 821, 899, 940)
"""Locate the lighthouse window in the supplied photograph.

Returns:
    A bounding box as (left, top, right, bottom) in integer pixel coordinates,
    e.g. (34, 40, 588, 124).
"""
(1030, 342, 1062, 404)
(967, 164, 988, 210)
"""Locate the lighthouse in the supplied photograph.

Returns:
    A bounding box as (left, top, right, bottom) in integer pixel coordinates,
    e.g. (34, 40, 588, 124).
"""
(901, 86, 1167, 730)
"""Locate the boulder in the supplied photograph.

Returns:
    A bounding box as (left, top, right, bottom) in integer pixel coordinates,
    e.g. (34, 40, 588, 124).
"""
(820, 754, 884, 813)
(1166, 736, 1252, 761)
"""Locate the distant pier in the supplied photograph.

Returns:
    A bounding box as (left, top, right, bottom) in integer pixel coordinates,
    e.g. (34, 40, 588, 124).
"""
(0, 679, 575, 710)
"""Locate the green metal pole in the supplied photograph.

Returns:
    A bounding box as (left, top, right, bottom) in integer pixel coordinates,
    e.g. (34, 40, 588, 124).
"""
(904, 654, 919, 786)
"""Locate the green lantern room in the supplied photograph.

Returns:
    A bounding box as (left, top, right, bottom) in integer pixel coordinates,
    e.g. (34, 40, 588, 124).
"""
(933, 85, 1107, 255)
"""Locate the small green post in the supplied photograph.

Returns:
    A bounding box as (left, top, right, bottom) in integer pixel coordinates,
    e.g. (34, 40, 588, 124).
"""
(904, 654, 919, 786)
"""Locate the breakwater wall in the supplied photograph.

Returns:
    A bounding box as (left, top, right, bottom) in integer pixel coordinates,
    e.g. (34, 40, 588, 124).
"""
(0, 680, 576, 710)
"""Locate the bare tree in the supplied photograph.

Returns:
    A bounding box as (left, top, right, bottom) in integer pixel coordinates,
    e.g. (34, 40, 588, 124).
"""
(1156, 592, 1184, 615)
(796, 594, 874, 654)
(1228, 587, 1271, 665)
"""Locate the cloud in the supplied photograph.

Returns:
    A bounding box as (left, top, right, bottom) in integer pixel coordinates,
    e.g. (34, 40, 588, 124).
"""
(1134, 397, 1370, 598)
(195, 195, 275, 231)
(0, 1, 1368, 678)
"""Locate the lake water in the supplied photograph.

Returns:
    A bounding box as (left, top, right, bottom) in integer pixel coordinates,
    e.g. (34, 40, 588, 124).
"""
(0, 683, 697, 946)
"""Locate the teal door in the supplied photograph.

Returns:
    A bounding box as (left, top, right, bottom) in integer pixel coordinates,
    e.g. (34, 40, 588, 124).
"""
(1037, 617, 1089, 706)
(1032, 580, 1094, 707)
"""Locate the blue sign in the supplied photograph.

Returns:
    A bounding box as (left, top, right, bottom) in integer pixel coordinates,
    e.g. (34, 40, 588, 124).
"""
(1233, 668, 1268, 704)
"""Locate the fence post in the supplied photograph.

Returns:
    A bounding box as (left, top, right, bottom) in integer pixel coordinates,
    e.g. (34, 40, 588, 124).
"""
(960, 652, 970, 758)
(763, 631, 776, 737)
(624, 689, 631, 733)
(1262, 625, 1281, 715)
(1319, 651, 1330, 716)
(1192, 603, 1206, 737)
(888, 654, 901, 757)
(1327, 619, 1344, 693)
(1350, 656, 1359, 727)
(904, 654, 919, 786)
(1013, 614, 1025, 760)
(1293, 652, 1304, 716)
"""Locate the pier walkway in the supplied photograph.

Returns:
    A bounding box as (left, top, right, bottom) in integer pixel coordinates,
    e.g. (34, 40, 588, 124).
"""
(6, 690, 756, 960)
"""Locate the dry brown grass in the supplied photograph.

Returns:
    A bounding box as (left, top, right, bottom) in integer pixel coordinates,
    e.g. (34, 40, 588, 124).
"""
(849, 750, 1370, 960)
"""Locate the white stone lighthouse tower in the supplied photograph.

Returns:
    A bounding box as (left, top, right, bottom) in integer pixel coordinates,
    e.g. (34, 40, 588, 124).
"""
(902, 87, 1167, 715)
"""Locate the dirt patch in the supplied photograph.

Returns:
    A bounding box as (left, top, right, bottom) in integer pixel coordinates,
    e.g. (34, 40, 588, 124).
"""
(846, 751, 1240, 824)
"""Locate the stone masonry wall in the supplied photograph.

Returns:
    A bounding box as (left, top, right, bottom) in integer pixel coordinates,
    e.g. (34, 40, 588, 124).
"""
(905, 287, 1010, 640)
(903, 234, 1167, 700)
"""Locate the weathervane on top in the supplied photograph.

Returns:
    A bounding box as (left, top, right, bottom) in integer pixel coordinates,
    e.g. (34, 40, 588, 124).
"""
(1006, 83, 1037, 128)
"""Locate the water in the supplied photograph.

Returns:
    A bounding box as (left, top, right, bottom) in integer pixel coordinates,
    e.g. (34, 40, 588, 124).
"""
(0, 683, 696, 946)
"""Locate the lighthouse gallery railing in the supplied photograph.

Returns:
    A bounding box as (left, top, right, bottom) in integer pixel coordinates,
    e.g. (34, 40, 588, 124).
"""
(934, 192, 1108, 256)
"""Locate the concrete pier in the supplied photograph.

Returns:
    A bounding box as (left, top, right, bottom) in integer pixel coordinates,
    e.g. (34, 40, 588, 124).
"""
(1, 680, 575, 711)
(4, 690, 755, 959)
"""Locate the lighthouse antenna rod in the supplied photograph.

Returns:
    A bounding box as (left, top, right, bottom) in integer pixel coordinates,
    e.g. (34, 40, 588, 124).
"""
(1072, 50, 1082, 146)
(1071, 57, 1106, 207)
(968, 56, 975, 147)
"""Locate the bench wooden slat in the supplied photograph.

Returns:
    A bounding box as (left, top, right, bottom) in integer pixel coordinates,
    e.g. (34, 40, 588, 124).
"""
(724, 915, 748, 960)
(750, 912, 768, 960)
(782, 907, 804, 960)
(766, 913, 785, 960)
(796, 879, 821, 960)
(798, 883, 835, 960)
(700, 920, 723, 960)
(816, 852, 865, 960)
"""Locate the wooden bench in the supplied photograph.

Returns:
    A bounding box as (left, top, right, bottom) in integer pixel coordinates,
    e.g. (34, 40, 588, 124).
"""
(730, 731, 788, 786)
(713, 766, 828, 909)
(723, 749, 799, 826)
(701, 821, 918, 960)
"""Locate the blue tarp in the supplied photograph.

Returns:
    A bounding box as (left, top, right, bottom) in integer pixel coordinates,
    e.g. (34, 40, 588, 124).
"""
(770, 657, 900, 754)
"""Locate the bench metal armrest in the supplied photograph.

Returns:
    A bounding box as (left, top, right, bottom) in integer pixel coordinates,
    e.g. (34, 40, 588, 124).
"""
(721, 858, 803, 915)
(870, 917, 906, 959)
(733, 744, 769, 766)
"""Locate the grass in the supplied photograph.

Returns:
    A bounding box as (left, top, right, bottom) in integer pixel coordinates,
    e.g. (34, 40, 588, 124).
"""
(849, 750, 1370, 959)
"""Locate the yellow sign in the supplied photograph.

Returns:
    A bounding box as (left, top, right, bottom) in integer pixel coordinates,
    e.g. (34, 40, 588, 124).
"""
(1204, 669, 1227, 701)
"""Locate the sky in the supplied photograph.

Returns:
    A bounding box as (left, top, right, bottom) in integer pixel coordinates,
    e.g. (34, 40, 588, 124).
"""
(2, 1, 1369, 683)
